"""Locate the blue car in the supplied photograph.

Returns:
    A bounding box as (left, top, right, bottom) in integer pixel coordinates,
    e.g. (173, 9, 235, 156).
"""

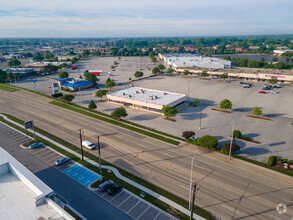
(29, 142, 44, 149)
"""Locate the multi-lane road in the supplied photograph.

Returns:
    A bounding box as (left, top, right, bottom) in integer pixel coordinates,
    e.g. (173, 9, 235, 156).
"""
(1, 89, 293, 219)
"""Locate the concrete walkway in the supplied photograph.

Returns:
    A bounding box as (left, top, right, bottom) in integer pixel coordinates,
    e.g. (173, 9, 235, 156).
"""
(0, 113, 206, 220)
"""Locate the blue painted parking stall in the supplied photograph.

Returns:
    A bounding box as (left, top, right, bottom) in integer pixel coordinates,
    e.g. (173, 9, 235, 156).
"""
(63, 164, 101, 186)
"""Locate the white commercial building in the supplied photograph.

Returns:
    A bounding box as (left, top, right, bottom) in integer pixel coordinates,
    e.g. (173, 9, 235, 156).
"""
(0, 147, 73, 220)
(159, 53, 231, 69)
(106, 86, 187, 114)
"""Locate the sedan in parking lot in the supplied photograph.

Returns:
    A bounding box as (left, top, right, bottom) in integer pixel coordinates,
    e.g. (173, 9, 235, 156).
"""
(107, 183, 122, 195)
(55, 157, 71, 166)
(259, 91, 266, 94)
(271, 90, 280, 94)
(29, 142, 44, 149)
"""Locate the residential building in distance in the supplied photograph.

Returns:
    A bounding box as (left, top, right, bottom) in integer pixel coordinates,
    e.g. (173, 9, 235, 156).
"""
(57, 55, 79, 61)
(0, 147, 73, 220)
(106, 86, 187, 114)
(78, 47, 111, 54)
(159, 53, 231, 69)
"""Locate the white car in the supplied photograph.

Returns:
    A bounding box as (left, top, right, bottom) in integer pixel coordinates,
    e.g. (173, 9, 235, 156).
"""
(271, 90, 279, 94)
(82, 140, 96, 150)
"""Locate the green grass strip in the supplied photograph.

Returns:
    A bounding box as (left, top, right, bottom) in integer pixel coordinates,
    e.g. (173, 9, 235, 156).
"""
(0, 113, 214, 220)
(49, 101, 180, 145)
(0, 84, 20, 92)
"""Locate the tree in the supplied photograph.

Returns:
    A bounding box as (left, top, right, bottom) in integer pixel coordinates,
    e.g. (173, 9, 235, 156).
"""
(61, 94, 75, 103)
(44, 52, 54, 60)
(252, 107, 262, 115)
(220, 99, 232, 109)
(158, 64, 165, 70)
(68, 50, 75, 55)
(194, 98, 199, 104)
(167, 68, 174, 74)
(82, 50, 90, 56)
(222, 143, 240, 155)
(59, 71, 69, 79)
(88, 100, 97, 110)
(111, 107, 128, 120)
(33, 53, 44, 62)
(71, 57, 78, 64)
(162, 106, 178, 118)
(134, 71, 144, 78)
(182, 131, 195, 140)
(152, 67, 160, 74)
(0, 69, 7, 82)
(200, 71, 209, 77)
(85, 72, 99, 83)
(106, 80, 115, 88)
(42, 64, 58, 74)
(114, 61, 119, 65)
(8, 59, 21, 67)
(233, 130, 242, 139)
(183, 70, 190, 75)
(268, 77, 278, 84)
(150, 56, 157, 62)
(220, 73, 228, 80)
(197, 135, 218, 150)
(95, 90, 108, 100)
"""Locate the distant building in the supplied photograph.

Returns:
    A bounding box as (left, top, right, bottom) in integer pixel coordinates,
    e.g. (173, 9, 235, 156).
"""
(55, 78, 94, 92)
(159, 53, 231, 69)
(78, 47, 110, 54)
(106, 86, 187, 114)
(184, 45, 198, 53)
(26, 61, 72, 68)
(249, 46, 260, 50)
(6, 68, 34, 76)
(0, 147, 73, 220)
(167, 47, 179, 52)
(57, 55, 79, 61)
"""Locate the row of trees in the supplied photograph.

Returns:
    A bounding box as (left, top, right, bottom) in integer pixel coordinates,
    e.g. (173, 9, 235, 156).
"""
(234, 58, 292, 69)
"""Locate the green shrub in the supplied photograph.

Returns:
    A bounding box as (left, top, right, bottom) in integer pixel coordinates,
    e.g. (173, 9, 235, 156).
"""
(197, 135, 218, 150)
(288, 160, 292, 165)
(282, 158, 288, 163)
(51, 93, 63, 98)
(193, 139, 199, 145)
(221, 148, 229, 155)
(233, 130, 242, 139)
(223, 143, 240, 155)
(267, 156, 277, 166)
(182, 131, 195, 139)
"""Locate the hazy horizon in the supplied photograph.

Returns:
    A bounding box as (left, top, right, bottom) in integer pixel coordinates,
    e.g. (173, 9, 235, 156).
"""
(1, 0, 292, 38)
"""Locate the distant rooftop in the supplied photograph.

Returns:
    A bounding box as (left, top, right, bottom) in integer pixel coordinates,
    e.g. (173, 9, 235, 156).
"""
(107, 86, 186, 106)
(62, 80, 93, 88)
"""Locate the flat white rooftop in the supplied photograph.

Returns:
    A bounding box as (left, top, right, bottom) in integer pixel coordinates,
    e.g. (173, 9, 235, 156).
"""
(0, 172, 64, 220)
(107, 86, 186, 106)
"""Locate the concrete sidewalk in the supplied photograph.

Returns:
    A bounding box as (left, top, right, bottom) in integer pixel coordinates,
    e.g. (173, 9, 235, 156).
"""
(180, 142, 293, 185)
(0, 113, 206, 220)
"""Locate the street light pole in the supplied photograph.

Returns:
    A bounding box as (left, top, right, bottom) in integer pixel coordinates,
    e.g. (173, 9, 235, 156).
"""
(96, 135, 102, 175)
(190, 181, 197, 220)
(189, 150, 198, 210)
(198, 106, 202, 130)
(228, 119, 235, 161)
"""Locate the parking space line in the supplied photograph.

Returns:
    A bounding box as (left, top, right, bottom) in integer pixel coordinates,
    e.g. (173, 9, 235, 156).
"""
(127, 201, 141, 214)
(152, 211, 161, 220)
(109, 190, 123, 202)
(136, 206, 150, 220)
(118, 194, 132, 208)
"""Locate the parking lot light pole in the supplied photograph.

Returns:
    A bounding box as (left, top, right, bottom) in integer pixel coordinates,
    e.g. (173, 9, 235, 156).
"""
(96, 135, 102, 175)
(198, 106, 202, 130)
(189, 150, 198, 210)
(78, 129, 84, 161)
(228, 119, 235, 161)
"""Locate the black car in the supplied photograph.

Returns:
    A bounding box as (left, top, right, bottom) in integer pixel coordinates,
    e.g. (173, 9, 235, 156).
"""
(107, 183, 122, 195)
(240, 82, 245, 84)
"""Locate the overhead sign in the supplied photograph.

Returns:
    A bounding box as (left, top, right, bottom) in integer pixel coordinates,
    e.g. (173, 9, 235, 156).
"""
(25, 121, 33, 129)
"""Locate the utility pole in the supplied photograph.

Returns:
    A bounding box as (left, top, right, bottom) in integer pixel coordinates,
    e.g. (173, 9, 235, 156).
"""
(78, 129, 84, 161)
(96, 135, 102, 175)
(198, 106, 202, 130)
(189, 150, 198, 210)
(228, 119, 235, 161)
(190, 181, 197, 220)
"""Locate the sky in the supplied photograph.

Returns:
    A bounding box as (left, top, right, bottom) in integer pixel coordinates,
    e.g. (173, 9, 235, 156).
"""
(0, 0, 292, 38)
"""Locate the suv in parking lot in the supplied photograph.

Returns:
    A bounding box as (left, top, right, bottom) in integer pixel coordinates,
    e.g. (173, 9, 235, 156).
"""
(29, 142, 44, 149)
(98, 180, 114, 192)
(55, 157, 71, 166)
(107, 183, 122, 195)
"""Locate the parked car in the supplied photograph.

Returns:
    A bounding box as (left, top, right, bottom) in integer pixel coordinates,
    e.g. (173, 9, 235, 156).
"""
(271, 90, 279, 94)
(243, 84, 251, 88)
(82, 140, 95, 150)
(263, 87, 271, 90)
(107, 183, 122, 195)
(55, 157, 71, 166)
(98, 180, 114, 192)
(259, 91, 266, 94)
(239, 82, 245, 84)
(273, 85, 281, 88)
(29, 142, 44, 149)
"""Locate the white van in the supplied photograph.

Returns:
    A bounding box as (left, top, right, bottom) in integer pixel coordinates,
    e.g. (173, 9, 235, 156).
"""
(82, 140, 95, 150)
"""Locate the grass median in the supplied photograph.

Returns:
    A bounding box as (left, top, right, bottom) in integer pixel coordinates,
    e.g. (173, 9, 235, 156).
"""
(0, 84, 20, 92)
(0, 113, 214, 220)
(49, 101, 180, 145)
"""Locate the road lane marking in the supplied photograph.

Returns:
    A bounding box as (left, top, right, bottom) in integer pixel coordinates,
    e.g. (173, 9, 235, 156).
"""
(222, 204, 239, 214)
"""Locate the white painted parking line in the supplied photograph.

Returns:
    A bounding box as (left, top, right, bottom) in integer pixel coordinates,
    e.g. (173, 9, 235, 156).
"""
(136, 205, 150, 220)
(152, 211, 161, 220)
(118, 194, 132, 208)
(109, 190, 123, 202)
(127, 201, 141, 214)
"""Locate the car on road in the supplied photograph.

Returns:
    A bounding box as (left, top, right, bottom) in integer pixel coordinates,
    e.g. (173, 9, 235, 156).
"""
(98, 180, 114, 192)
(55, 157, 71, 166)
(271, 90, 280, 94)
(82, 140, 95, 150)
(29, 142, 44, 149)
(259, 91, 266, 94)
(107, 183, 122, 195)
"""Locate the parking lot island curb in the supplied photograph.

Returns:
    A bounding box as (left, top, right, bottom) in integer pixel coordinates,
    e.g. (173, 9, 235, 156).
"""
(0, 113, 206, 220)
